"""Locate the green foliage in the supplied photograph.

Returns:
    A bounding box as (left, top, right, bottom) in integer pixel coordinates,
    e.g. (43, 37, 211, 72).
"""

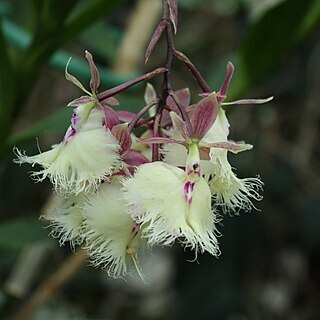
(239, 0, 320, 88)
(0, 0, 128, 162)
(0, 216, 50, 251)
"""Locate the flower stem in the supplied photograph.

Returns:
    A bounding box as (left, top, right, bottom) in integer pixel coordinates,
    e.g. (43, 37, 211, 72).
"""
(174, 50, 211, 93)
(128, 98, 159, 133)
(97, 67, 167, 101)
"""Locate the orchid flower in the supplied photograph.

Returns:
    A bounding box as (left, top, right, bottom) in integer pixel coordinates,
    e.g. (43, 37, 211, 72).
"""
(81, 179, 145, 280)
(14, 53, 123, 195)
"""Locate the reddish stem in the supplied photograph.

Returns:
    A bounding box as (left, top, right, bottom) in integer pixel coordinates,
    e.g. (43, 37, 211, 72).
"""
(174, 50, 211, 93)
(97, 67, 167, 101)
(128, 98, 159, 133)
(168, 90, 193, 137)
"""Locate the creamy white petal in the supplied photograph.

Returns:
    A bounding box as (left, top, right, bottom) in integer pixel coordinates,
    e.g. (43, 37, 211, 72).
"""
(122, 162, 219, 256)
(207, 154, 263, 214)
(44, 193, 85, 249)
(82, 180, 144, 279)
(14, 109, 121, 194)
(162, 143, 187, 167)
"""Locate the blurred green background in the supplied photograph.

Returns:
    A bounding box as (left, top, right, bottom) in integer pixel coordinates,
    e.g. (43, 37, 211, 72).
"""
(0, 0, 320, 319)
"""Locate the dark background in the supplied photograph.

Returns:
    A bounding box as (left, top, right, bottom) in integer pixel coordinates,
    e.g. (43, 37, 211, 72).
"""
(0, 0, 319, 319)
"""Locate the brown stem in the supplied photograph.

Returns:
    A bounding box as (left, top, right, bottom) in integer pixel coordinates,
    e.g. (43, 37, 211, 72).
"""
(97, 67, 167, 101)
(14, 250, 87, 320)
(152, 108, 162, 161)
(151, 0, 176, 160)
(128, 98, 159, 133)
(174, 50, 211, 93)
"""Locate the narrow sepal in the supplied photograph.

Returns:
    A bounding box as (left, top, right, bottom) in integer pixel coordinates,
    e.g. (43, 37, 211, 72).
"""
(170, 111, 189, 140)
(218, 62, 235, 101)
(65, 58, 91, 95)
(100, 96, 120, 106)
(222, 96, 274, 106)
(207, 141, 253, 154)
(167, 0, 178, 34)
(85, 50, 100, 93)
(144, 83, 158, 105)
(137, 137, 184, 145)
(145, 20, 167, 63)
(103, 106, 119, 130)
(191, 93, 218, 140)
(115, 111, 151, 128)
(111, 123, 132, 154)
(67, 95, 94, 107)
(162, 88, 191, 126)
(122, 151, 150, 166)
(166, 88, 190, 109)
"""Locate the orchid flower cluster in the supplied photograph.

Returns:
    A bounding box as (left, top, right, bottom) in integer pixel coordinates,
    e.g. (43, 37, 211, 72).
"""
(14, 0, 272, 281)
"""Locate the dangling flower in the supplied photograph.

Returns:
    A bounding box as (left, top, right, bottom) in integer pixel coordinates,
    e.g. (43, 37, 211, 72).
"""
(43, 193, 86, 249)
(14, 51, 123, 194)
(160, 63, 272, 214)
(14, 108, 121, 194)
(122, 142, 219, 256)
(81, 179, 145, 280)
(201, 107, 263, 213)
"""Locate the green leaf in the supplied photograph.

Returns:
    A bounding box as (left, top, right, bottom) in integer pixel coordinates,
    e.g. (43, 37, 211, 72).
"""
(239, 0, 320, 87)
(0, 216, 50, 251)
(0, 18, 15, 157)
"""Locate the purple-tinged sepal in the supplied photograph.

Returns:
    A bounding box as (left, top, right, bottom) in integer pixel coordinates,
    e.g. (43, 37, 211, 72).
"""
(67, 95, 95, 107)
(190, 92, 218, 141)
(217, 62, 234, 103)
(111, 123, 132, 155)
(145, 20, 167, 63)
(204, 141, 253, 154)
(103, 106, 119, 130)
(222, 96, 274, 106)
(100, 96, 120, 106)
(122, 151, 150, 166)
(170, 111, 189, 141)
(85, 50, 100, 94)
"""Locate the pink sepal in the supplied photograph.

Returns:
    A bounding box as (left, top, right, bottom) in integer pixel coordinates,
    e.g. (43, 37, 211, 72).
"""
(115, 111, 146, 127)
(103, 106, 119, 130)
(222, 96, 274, 106)
(85, 50, 100, 93)
(170, 111, 189, 140)
(167, 88, 190, 110)
(122, 151, 150, 166)
(145, 20, 167, 63)
(191, 92, 218, 140)
(100, 96, 120, 106)
(162, 88, 190, 126)
(111, 123, 132, 153)
(137, 137, 184, 145)
(218, 62, 234, 102)
(116, 110, 135, 123)
(67, 95, 94, 107)
(207, 141, 253, 154)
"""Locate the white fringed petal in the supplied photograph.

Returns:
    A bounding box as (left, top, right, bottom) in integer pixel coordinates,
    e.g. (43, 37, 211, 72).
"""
(202, 108, 263, 213)
(206, 153, 263, 214)
(122, 162, 219, 256)
(162, 143, 187, 167)
(44, 194, 85, 249)
(14, 109, 121, 194)
(81, 180, 144, 279)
